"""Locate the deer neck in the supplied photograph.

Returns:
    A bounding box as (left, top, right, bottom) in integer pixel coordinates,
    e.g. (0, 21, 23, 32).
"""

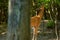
(37, 5, 44, 17)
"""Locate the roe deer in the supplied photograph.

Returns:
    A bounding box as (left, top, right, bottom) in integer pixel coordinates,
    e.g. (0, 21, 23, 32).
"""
(30, 5, 44, 40)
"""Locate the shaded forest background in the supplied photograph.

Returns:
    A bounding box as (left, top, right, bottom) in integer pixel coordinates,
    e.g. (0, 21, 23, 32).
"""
(0, 0, 8, 34)
(0, 0, 8, 24)
(0, 0, 60, 34)
(0, 0, 60, 24)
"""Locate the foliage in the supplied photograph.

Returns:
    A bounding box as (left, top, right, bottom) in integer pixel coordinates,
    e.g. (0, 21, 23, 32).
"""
(55, 0, 60, 6)
(0, 0, 8, 34)
(0, 0, 8, 24)
(46, 20, 55, 29)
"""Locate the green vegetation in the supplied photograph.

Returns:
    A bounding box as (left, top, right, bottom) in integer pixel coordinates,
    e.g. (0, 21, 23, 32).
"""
(0, 0, 8, 34)
(46, 20, 55, 29)
(0, 0, 60, 35)
(0, 0, 8, 24)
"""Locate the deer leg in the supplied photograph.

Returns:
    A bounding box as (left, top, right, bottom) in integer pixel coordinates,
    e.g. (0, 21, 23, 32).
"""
(32, 27, 35, 40)
(34, 27, 38, 40)
(31, 27, 38, 40)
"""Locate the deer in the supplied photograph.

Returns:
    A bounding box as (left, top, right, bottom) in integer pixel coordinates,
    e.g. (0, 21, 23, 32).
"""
(30, 5, 44, 40)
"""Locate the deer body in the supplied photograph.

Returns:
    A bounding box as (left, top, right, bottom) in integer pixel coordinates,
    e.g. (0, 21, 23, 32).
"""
(30, 5, 44, 40)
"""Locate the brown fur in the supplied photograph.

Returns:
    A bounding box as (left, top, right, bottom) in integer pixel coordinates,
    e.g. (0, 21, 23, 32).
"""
(30, 5, 44, 40)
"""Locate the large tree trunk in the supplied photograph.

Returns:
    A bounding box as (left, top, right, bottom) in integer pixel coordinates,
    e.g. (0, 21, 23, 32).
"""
(19, 0, 32, 40)
(7, 0, 32, 40)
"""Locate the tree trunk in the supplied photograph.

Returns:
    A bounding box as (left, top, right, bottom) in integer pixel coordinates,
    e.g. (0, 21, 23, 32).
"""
(7, 0, 32, 40)
(19, 0, 32, 40)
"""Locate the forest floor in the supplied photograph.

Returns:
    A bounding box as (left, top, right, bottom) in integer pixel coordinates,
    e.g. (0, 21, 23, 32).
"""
(0, 32, 60, 40)
(0, 20, 60, 40)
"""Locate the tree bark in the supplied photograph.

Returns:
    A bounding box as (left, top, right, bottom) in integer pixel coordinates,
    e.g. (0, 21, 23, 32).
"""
(7, 0, 32, 40)
(19, 0, 32, 40)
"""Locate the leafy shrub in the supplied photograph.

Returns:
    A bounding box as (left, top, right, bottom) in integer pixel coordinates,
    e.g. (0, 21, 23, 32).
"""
(46, 20, 55, 29)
